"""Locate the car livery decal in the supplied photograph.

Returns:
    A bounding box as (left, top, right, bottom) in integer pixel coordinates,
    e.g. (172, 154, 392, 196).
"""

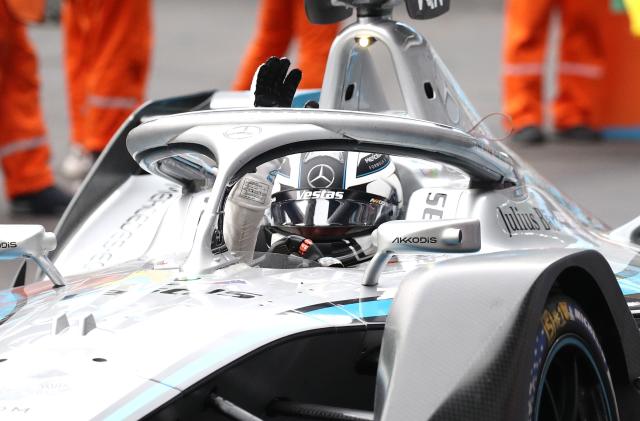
(295, 297, 392, 323)
(100, 296, 392, 419)
(617, 265, 640, 296)
(102, 324, 292, 421)
(0, 290, 27, 327)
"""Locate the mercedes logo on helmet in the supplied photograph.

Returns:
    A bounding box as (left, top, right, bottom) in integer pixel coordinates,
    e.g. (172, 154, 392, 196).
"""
(307, 164, 336, 188)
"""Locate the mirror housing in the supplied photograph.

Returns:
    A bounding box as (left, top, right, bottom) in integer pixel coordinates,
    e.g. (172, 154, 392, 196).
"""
(0, 225, 65, 287)
(363, 219, 481, 286)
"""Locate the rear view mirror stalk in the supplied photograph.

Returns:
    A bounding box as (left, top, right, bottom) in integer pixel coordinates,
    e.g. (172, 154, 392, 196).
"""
(0, 225, 65, 287)
(363, 219, 481, 286)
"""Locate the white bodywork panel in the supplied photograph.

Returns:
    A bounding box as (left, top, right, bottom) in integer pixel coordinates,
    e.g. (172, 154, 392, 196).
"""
(2, 1, 640, 418)
(55, 176, 182, 276)
(0, 257, 429, 419)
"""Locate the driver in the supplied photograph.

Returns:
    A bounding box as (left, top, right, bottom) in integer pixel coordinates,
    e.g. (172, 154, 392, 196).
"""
(265, 151, 403, 266)
(221, 57, 403, 266)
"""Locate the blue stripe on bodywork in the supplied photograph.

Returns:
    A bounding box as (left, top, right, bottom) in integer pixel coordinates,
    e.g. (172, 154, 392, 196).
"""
(306, 299, 393, 319)
(104, 298, 393, 418)
(104, 324, 296, 420)
(0, 290, 26, 326)
(0, 291, 18, 323)
(617, 271, 640, 295)
(615, 262, 640, 295)
(103, 382, 175, 421)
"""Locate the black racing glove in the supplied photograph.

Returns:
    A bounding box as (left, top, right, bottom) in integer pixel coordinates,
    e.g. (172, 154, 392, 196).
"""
(253, 56, 302, 108)
(268, 235, 324, 261)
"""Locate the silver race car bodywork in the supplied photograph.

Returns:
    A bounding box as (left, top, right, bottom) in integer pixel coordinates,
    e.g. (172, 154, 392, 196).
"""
(2, 1, 640, 420)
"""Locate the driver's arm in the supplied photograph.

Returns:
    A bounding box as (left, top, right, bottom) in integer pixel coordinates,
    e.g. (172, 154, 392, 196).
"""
(222, 57, 301, 253)
(222, 159, 283, 253)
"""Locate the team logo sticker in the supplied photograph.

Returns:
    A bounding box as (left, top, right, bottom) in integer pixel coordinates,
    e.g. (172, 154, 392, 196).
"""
(307, 164, 336, 188)
(497, 204, 561, 238)
(223, 125, 262, 140)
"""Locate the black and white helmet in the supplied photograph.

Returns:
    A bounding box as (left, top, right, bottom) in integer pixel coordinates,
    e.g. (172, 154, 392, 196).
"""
(268, 152, 403, 264)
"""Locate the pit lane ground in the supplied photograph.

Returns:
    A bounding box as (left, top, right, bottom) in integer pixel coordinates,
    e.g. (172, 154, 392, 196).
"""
(1, 0, 639, 288)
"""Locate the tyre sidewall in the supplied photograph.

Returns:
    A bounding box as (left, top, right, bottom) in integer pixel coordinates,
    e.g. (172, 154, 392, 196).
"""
(528, 295, 618, 421)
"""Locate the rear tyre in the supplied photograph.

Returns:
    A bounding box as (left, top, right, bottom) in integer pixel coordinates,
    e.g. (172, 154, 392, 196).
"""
(529, 295, 619, 421)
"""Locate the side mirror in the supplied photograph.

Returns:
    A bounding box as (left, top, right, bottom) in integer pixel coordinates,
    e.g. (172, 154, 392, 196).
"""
(0, 225, 65, 287)
(140, 148, 217, 193)
(363, 219, 481, 286)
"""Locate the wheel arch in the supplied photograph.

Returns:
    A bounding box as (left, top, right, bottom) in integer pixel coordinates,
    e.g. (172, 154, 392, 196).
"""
(539, 258, 640, 419)
(375, 248, 640, 421)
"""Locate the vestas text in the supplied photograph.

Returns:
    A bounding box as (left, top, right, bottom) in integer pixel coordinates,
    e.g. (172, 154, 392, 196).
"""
(296, 190, 344, 200)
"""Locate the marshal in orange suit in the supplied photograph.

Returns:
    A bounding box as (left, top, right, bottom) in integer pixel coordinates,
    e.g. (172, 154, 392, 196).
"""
(503, 0, 604, 144)
(233, 0, 340, 90)
(61, 0, 152, 179)
(0, 0, 70, 214)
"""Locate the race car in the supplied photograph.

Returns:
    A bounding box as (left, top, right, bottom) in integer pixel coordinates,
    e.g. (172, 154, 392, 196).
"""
(2, 0, 640, 420)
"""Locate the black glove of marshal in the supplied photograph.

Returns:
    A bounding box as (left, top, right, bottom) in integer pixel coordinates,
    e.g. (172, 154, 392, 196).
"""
(253, 57, 302, 108)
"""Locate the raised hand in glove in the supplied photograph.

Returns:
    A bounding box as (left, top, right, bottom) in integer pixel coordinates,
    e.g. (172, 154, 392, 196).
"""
(253, 57, 302, 108)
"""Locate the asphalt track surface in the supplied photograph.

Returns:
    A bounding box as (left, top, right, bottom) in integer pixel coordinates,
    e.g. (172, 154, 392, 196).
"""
(1, 0, 639, 287)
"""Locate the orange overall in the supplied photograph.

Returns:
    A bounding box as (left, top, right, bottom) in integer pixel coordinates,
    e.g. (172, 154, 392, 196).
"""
(503, 0, 604, 130)
(0, 0, 54, 198)
(4, 0, 45, 23)
(62, 0, 152, 153)
(233, 0, 340, 90)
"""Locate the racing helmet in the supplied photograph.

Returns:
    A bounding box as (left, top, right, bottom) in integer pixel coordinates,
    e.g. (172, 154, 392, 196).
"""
(268, 151, 403, 264)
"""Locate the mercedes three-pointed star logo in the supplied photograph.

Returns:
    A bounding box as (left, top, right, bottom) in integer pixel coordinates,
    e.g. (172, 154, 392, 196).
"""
(223, 125, 262, 140)
(307, 164, 336, 188)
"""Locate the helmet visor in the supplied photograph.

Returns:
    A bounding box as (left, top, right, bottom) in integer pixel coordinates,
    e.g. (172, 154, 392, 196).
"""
(270, 189, 399, 240)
